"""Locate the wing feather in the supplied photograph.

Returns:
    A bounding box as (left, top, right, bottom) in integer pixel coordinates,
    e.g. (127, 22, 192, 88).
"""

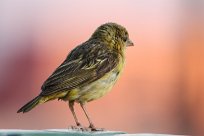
(40, 42, 119, 96)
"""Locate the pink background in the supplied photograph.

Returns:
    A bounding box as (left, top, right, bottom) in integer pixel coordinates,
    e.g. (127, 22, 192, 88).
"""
(0, 0, 204, 135)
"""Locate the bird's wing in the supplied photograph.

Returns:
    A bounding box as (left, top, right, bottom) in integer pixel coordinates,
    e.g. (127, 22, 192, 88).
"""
(40, 43, 119, 96)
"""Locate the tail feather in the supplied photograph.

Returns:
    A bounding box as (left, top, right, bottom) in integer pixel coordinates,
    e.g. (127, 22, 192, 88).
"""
(17, 96, 41, 113)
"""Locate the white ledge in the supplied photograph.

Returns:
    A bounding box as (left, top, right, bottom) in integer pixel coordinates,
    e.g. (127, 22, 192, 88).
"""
(0, 129, 188, 136)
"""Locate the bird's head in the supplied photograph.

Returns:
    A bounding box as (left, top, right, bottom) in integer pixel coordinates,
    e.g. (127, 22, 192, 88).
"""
(91, 22, 134, 53)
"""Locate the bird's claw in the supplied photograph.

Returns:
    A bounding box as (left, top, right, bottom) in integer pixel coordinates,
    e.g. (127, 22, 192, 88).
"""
(68, 125, 83, 131)
(68, 125, 90, 131)
(90, 127, 104, 131)
(68, 125, 104, 132)
(89, 124, 104, 131)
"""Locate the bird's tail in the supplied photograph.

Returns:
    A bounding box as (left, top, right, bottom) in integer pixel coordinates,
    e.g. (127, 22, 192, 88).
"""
(17, 96, 41, 113)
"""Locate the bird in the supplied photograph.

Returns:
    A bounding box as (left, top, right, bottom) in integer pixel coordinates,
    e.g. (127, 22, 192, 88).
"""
(17, 22, 134, 131)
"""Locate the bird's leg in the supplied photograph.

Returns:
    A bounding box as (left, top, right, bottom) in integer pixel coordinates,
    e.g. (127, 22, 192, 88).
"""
(80, 102, 103, 131)
(80, 102, 94, 128)
(69, 101, 81, 128)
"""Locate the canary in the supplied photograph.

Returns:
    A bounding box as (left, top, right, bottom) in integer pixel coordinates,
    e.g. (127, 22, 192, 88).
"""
(17, 22, 134, 131)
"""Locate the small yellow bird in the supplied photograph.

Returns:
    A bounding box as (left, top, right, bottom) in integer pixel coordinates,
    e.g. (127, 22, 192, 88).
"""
(17, 22, 134, 131)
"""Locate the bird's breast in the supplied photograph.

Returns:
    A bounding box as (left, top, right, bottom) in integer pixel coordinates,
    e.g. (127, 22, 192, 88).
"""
(69, 56, 125, 103)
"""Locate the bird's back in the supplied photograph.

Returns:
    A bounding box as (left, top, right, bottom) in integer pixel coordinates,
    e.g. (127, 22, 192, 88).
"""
(39, 39, 123, 103)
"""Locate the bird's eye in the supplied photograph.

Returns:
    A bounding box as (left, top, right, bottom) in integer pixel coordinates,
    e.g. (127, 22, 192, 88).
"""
(123, 37, 128, 42)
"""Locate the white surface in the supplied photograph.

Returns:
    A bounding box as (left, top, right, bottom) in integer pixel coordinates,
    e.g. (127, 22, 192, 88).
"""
(0, 129, 187, 136)
(116, 134, 186, 136)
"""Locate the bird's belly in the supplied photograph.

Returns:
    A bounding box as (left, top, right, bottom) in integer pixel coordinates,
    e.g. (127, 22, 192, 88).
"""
(67, 70, 120, 103)
(66, 56, 125, 103)
(79, 71, 119, 102)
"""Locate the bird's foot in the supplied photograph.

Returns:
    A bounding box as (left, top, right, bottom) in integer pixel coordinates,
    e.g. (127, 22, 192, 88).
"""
(89, 124, 104, 131)
(68, 124, 90, 131)
(90, 127, 104, 131)
(68, 125, 83, 131)
(68, 126, 104, 132)
(68, 123, 84, 131)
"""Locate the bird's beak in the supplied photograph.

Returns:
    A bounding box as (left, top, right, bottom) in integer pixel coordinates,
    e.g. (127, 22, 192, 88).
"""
(126, 39, 134, 47)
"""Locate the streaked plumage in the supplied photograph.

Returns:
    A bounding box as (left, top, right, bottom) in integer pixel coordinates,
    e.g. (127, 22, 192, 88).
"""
(17, 22, 133, 131)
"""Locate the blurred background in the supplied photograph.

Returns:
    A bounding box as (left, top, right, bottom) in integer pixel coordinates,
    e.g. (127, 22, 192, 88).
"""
(0, 0, 203, 135)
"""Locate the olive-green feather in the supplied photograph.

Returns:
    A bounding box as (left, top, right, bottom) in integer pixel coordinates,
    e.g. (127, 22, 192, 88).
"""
(40, 42, 119, 96)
